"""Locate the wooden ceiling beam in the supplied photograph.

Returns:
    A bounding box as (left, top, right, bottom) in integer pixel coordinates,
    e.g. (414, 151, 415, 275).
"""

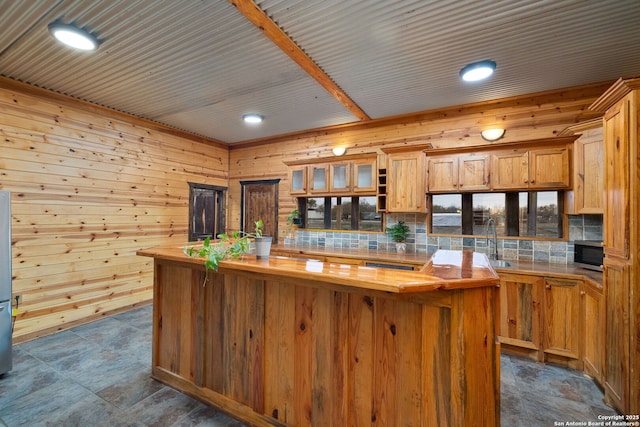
(228, 0, 370, 121)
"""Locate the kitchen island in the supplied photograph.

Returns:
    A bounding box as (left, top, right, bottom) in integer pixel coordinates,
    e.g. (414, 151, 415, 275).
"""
(137, 247, 500, 427)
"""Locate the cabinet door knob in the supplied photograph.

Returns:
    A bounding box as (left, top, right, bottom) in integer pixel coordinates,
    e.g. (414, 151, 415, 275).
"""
(545, 284, 551, 289)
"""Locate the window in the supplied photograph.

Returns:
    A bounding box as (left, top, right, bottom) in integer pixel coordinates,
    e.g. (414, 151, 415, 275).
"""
(188, 182, 226, 241)
(431, 191, 563, 238)
(300, 196, 382, 232)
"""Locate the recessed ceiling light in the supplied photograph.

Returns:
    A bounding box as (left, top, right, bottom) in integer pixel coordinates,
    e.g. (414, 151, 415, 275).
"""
(460, 60, 496, 82)
(242, 114, 264, 124)
(48, 21, 99, 51)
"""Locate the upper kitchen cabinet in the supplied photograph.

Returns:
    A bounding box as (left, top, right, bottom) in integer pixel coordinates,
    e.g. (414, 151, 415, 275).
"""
(351, 157, 377, 193)
(490, 149, 529, 190)
(492, 145, 571, 190)
(602, 99, 631, 259)
(427, 154, 490, 193)
(529, 146, 571, 188)
(329, 162, 350, 193)
(285, 154, 376, 197)
(309, 163, 329, 194)
(561, 120, 604, 214)
(427, 155, 458, 192)
(459, 154, 491, 191)
(385, 150, 427, 213)
(289, 165, 308, 195)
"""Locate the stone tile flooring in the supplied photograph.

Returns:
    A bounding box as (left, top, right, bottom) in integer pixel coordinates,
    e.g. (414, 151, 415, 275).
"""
(0, 305, 618, 426)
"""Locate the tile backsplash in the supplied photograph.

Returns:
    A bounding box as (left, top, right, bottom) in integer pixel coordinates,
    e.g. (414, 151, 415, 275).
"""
(291, 213, 603, 265)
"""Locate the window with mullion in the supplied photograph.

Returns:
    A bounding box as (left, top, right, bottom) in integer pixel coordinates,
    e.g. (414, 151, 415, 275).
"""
(299, 196, 381, 232)
(430, 191, 562, 238)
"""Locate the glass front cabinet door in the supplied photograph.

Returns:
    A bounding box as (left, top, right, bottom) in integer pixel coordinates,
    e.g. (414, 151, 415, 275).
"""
(289, 165, 308, 195)
(330, 163, 350, 192)
(310, 164, 329, 193)
(352, 158, 376, 193)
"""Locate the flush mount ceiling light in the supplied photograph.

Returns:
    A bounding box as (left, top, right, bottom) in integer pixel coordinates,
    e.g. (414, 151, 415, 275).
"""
(332, 146, 347, 156)
(242, 114, 264, 124)
(460, 60, 496, 82)
(481, 128, 506, 142)
(48, 21, 99, 51)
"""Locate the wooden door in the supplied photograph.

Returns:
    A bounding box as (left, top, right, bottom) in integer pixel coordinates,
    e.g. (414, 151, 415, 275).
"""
(491, 150, 529, 190)
(542, 278, 582, 360)
(529, 147, 571, 188)
(427, 156, 458, 192)
(498, 273, 543, 356)
(242, 180, 279, 243)
(458, 154, 491, 191)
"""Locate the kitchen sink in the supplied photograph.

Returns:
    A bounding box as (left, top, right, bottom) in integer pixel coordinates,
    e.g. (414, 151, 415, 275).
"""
(490, 259, 512, 268)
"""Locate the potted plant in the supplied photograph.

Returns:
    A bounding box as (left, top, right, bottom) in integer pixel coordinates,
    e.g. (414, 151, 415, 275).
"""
(183, 219, 269, 283)
(386, 221, 410, 253)
(285, 209, 300, 242)
(252, 219, 272, 260)
(286, 209, 300, 226)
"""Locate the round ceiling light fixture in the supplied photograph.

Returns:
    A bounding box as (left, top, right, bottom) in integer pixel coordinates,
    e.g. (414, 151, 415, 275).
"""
(48, 21, 99, 51)
(242, 114, 264, 124)
(480, 128, 506, 142)
(332, 146, 347, 156)
(460, 60, 496, 82)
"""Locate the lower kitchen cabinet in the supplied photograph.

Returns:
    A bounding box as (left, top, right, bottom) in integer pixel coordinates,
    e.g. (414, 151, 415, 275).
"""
(583, 279, 604, 382)
(498, 273, 543, 356)
(499, 272, 596, 370)
(603, 259, 630, 412)
(542, 277, 582, 367)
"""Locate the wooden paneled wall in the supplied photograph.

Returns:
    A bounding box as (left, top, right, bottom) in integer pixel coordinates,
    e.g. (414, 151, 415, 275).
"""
(0, 78, 228, 342)
(1, 78, 610, 342)
(228, 82, 611, 232)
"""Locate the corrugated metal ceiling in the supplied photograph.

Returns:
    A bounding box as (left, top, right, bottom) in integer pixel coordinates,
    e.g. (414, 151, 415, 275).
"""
(1, 0, 639, 143)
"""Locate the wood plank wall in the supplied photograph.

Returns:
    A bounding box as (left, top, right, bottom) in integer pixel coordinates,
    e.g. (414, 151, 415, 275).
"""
(228, 82, 611, 232)
(1, 77, 610, 342)
(0, 78, 228, 342)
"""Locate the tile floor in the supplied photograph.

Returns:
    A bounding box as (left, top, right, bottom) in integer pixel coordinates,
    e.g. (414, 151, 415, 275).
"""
(0, 305, 618, 426)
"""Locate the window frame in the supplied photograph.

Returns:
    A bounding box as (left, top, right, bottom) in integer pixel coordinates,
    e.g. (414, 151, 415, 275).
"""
(429, 191, 564, 239)
(188, 182, 226, 241)
(297, 195, 383, 232)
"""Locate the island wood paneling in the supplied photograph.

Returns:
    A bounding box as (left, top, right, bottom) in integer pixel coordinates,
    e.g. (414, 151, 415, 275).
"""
(0, 79, 228, 342)
(227, 82, 610, 232)
(151, 257, 500, 427)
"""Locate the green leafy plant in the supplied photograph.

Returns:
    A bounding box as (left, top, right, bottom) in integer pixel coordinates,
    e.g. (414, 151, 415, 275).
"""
(253, 219, 264, 237)
(286, 209, 300, 226)
(183, 219, 265, 281)
(386, 221, 410, 243)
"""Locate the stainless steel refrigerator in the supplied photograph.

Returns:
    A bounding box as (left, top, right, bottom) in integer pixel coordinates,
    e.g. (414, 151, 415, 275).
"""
(0, 191, 12, 375)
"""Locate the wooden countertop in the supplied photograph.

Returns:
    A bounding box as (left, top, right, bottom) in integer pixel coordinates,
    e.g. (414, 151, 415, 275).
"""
(137, 246, 499, 294)
(271, 244, 603, 286)
(488, 259, 603, 286)
(271, 244, 429, 266)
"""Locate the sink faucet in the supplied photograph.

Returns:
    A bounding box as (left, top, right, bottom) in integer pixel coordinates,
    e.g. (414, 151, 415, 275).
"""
(485, 218, 498, 260)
